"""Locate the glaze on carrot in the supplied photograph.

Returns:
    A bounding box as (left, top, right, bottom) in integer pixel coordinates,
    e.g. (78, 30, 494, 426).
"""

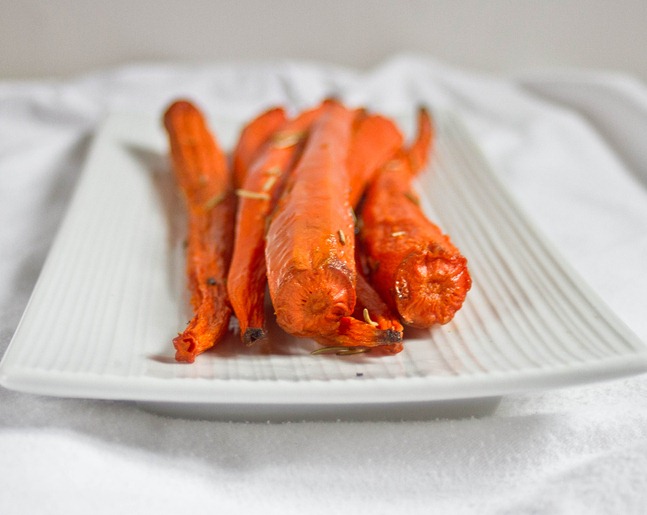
(163, 99, 236, 362)
(264, 100, 398, 349)
(358, 108, 471, 328)
(232, 106, 288, 189)
(227, 105, 324, 345)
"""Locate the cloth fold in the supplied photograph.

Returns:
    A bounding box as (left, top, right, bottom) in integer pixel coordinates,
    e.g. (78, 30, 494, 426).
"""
(1, 55, 646, 514)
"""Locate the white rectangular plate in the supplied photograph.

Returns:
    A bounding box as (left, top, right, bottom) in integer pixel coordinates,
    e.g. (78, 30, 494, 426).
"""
(2, 111, 646, 420)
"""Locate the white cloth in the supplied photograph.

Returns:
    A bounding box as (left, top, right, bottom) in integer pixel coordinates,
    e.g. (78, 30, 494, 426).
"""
(1, 55, 647, 514)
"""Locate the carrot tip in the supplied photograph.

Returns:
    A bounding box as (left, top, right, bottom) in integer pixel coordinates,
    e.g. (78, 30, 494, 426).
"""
(396, 252, 471, 327)
(381, 328, 404, 344)
(243, 327, 267, 346)
(173, 334, 197, 363)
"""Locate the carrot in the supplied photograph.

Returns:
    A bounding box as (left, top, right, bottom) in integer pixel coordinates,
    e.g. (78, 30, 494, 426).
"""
(227, 105, 325, 345)
(163, 99, 236, 362)
(265, 99, 398, 349)
(406, 107, 434, 176)
(310, 313, 403, 354)
(347, 112, 404, 207)
(231, 106, 288, 189)
(358, 108, 471, 328)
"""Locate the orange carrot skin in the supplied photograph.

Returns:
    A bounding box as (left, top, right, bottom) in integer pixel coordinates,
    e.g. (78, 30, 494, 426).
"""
(265, 100, 360, 339)
(359, 155, 471, 328)
(163, 100, 236, 362)
(407, 107, 434, 175)
(227, 106, 325, 344)
(347, 113, 404, 207)
(232, 106, 288, 189)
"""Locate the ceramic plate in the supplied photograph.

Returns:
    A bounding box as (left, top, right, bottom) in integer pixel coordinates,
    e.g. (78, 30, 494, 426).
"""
(1, 110, 646, 420)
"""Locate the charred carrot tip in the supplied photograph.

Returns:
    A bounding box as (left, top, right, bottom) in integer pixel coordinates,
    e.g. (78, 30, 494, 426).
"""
(382, 328, 404, 344)
(243, 327, 267, 346)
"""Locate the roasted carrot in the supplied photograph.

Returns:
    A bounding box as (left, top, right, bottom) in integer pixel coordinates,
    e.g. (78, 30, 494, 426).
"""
(406, 107, 434, 176)
(227, 105, 325, 345)
(231, 106, 288, 189)
(264, 100, 356, 338)
(163, 99, 236, 362)
(358, 108, 471, 328)
(265, 100, 398, 349)
(310, 312, 403, 353)
(347, 112, 403, 207)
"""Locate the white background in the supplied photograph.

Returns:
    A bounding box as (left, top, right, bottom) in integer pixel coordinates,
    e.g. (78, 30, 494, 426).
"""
(1, 0, 646, 80)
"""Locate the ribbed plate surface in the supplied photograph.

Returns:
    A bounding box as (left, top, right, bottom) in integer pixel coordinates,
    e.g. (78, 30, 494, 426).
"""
(1, 112, 646, 412)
